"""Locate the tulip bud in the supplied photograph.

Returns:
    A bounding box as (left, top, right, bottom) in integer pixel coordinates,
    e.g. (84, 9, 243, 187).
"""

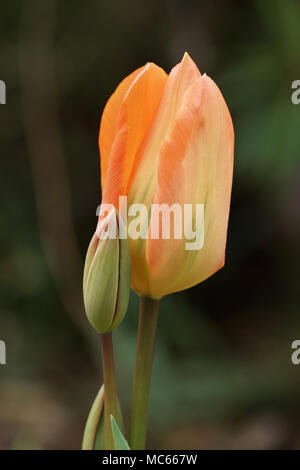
(83, 209, 130, 333)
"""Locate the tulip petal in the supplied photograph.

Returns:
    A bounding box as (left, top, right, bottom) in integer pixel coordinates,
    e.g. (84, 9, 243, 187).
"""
(100, 63, 167, 209)
(146, 74, 234, 298)
(128, 52, 201, 210)
(128, 53, 201, 295)
(99, 67, 142, 189)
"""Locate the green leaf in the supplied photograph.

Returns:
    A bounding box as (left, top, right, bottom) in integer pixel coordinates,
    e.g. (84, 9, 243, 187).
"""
(82, 385, 125, 450)
(82, 385, 105, 450)
(110, 415, 131, 450)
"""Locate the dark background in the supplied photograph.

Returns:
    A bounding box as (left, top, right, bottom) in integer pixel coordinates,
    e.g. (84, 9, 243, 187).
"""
(1, 0, 300, 449)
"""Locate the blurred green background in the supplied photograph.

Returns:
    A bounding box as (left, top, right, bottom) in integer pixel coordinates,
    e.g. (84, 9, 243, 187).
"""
(1, 0, 300, 449)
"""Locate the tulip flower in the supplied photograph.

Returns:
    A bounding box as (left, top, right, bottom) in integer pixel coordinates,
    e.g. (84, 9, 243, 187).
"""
(99, 52, 234, 299)
(84, 52, 234, 451)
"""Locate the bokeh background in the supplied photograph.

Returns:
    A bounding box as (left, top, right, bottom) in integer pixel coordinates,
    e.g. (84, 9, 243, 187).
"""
(1, 0, 300, 449)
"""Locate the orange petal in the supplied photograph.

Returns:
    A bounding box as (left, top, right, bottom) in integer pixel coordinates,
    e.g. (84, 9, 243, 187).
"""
(146, 74, 234, 298)
(101, 63, 167, 210)
(99, 67, 142, 190)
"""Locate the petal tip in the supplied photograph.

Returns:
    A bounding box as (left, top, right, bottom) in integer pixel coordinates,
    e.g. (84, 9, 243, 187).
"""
(181, 51, 200, 73)
(182, 51, 191, 61)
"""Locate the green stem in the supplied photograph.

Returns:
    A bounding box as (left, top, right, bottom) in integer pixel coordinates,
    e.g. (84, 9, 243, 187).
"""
(100, 332, 118, 450)
(129, 296, 160, 450)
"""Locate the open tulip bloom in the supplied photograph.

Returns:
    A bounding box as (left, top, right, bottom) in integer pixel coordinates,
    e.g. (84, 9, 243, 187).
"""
(82, 52, 234, 450)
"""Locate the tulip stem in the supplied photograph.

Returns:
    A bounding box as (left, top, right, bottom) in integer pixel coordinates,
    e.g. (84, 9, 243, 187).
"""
(100, 332, 118, 450)
(129, 296, 160, 450)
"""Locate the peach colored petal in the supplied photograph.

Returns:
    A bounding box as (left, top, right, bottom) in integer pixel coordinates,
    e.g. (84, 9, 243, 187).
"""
(146, 74, 234, 298)
(127, 52, 201, 209)
(128, 53, 202, 295)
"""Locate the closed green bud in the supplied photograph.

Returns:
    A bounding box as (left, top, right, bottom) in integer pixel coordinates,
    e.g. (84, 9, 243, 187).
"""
(83, 208, 130, 333)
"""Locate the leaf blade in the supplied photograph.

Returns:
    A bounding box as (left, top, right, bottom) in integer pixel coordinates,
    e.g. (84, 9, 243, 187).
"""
(110, 415, 131, 450)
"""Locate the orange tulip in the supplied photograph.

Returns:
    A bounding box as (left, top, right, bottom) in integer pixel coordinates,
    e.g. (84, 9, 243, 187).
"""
(99, 52, 234, 299)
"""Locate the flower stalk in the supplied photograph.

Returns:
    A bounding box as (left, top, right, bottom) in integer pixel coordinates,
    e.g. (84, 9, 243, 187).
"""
(129, 296, 160, 449)
(100, 332, 118, 450)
